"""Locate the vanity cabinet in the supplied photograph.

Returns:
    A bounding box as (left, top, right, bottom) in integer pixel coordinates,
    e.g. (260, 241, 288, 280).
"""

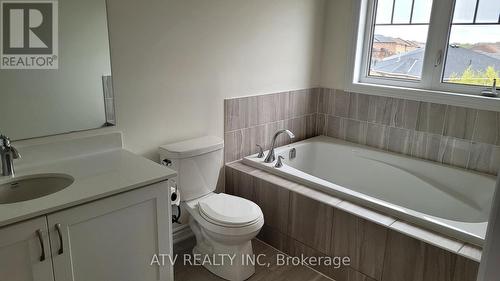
(0, 182, 172, 281)
(0, 217, 54, 281)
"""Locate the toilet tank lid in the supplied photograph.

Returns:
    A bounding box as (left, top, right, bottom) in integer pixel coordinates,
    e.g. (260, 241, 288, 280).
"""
(159, 136, 224, 159)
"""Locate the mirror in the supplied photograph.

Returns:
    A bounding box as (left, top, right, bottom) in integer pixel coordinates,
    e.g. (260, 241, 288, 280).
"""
(0, 0, 115, 140)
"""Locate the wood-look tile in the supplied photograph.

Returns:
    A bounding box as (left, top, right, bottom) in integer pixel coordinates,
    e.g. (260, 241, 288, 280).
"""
(224, 98, 249, 131)
(331, 210, 388, 280)
(224, 129, 243, 163)
(400, 100, 420, 130)
(452, 256, 479, 281)
(422, 243, 456, 281)
(306, 114, 318, 139)
(345, 119, 368, 144)
(438, 137, 471, 168)
(387, 127, 412, 154)
(318, 88, 332, 114)
(443, 106, 477, 140)
(257, 225, 289, 253)
(255, 178, 290, 233)
(241, 123, 268, 156)
(373, 96, 396, 126)
(468, 142, 496, 174)
(417, 102, 446, 135)
(381, 230, 426, 281)
(289, 89, 318, 118)
(348, 93, 370, 121)
(326, 116, 345, 139)
(175, 239, 335, 281)
(224, 166, 256, 201)
(256, 92, 290, 125)
(473, 110, 499, 145)
(366, 123, 388, 149)
(411, 131, 441, 162)
(317, 114, 327, 136)
(331, 90, 351, 117)
(288, 193, 334, 254)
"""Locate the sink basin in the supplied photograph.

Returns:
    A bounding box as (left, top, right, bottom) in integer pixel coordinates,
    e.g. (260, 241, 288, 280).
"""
(0, 174, 74, 204)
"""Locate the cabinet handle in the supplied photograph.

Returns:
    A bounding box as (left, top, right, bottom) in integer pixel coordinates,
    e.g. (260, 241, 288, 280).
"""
(55, 223, 64, 255)
(36, 229, 46, 262)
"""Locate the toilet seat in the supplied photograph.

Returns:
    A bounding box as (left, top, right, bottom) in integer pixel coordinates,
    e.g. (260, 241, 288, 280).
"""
(198, 193, 262, 227)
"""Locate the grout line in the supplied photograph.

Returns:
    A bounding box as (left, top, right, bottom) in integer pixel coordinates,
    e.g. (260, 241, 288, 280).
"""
(224, 113, 317, 134)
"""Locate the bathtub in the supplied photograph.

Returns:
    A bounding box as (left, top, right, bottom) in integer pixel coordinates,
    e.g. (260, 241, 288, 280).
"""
(242, 136, 496, 246)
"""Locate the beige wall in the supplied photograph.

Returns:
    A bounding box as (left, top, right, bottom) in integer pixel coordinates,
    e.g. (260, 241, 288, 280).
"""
(320, 0, 353, 90)
(103, 0, 325, 160)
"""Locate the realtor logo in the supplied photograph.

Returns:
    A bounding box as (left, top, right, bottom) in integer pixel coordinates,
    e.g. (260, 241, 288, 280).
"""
(0, 0, 58, 69)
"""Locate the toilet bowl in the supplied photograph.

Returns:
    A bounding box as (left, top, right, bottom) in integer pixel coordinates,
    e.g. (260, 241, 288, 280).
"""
(183, 193, 264, 281)
(159, 136, 264, 281)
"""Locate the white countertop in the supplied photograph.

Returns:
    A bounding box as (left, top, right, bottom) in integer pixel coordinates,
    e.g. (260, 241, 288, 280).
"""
(0, 148, 177, 228)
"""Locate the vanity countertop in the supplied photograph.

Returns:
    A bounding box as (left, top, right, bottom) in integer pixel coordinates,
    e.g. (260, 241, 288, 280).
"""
(0, 148, 177, 228)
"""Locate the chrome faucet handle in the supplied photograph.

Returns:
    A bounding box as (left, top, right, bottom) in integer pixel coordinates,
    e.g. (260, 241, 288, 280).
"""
(256, 145, 264, 158)
(0, 135, 7, 147)
(274, 156, 285, 168)
(10, 146, 21, 159)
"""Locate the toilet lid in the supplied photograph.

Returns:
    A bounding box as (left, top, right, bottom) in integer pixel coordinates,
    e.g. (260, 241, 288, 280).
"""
(198, 193, 262, 226)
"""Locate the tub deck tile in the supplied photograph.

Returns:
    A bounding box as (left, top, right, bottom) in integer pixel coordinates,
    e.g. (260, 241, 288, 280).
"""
(458, 244, 482, 262)
(336, 201, 396, 227)
(389, 220, 464, 253)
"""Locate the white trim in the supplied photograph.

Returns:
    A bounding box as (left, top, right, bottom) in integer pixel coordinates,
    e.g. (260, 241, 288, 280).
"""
(172, 224, 194, 244)
(345, 0, 500, 112)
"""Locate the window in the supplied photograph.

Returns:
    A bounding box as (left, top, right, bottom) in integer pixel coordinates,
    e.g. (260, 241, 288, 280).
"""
(355, 0, 500, 95)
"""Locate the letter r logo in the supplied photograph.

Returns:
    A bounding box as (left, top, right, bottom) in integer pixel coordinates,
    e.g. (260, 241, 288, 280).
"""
(1, 1, 54, 54)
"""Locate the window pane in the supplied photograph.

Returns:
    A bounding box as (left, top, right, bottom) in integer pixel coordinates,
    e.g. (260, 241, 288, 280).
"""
(369, 25, 429, 80)
(393, 0, 413, 23)
(443, 26, 500, 86)
(453, 0, 476, 23)
(476, 0, 500, 23)
(376, 0, 394, 24)
(412, 0, 433, 23)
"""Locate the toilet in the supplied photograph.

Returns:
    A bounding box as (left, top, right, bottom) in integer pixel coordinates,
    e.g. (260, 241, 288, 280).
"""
(159, 136, 264, 281)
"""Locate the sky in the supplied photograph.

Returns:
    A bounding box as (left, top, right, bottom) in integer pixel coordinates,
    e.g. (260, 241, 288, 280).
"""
(375, 0, 500, 44)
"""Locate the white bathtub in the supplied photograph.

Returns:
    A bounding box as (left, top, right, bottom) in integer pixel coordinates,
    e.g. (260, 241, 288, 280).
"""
(242, 136, 496, 246)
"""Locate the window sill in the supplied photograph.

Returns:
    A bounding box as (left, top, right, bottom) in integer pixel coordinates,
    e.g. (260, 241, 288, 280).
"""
(346, 82, 500, 112)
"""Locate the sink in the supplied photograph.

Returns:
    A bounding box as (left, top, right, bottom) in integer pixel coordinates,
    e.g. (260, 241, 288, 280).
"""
(0, 174, 74, 204)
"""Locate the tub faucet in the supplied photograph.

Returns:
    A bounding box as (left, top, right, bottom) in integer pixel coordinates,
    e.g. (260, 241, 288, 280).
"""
(0, 135, 21, 177)
(264, 129, 295, 163)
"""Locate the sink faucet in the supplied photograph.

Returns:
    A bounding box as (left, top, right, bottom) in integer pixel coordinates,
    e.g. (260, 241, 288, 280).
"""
(0, 135, 21, 177)
(264, 129, 295, 163)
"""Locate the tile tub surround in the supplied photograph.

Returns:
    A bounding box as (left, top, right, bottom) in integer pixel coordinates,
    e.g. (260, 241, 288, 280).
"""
(224, 88, 320, 163)
(224, 88, 500, 175)
(226, 161, 481, 281)
(317, 88, 500, 175)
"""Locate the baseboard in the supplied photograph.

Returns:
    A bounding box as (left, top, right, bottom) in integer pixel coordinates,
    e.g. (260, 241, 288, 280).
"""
(173, 224, 194, 244)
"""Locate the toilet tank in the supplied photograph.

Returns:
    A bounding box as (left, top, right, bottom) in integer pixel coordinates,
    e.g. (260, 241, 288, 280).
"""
(159, 136, 224, 201)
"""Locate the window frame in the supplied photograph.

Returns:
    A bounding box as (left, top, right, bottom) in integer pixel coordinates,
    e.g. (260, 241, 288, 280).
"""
(346, 0, 500, 111)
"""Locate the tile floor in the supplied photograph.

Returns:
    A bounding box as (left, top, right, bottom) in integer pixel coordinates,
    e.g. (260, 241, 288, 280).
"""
(174, 239, 334, 281)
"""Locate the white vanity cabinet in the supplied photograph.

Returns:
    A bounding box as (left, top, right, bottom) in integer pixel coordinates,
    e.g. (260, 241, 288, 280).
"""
(0, 182, 173, 281)
(0, 217, 54, 281)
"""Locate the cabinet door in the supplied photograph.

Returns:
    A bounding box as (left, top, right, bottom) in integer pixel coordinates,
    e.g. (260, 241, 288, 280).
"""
(47, 182, 173, 281)
(0, 217, 54, 281)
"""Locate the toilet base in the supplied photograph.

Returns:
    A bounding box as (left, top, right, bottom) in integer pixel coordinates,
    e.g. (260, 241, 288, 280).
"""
(189, 218, 257, 281)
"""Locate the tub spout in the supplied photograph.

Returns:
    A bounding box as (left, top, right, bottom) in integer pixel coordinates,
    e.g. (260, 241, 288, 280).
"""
(264, 129, 295, 163)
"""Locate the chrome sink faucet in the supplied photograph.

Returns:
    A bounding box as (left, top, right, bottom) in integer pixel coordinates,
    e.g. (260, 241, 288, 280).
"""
(264, 129, 295, 163)
(0, 135, 21, 177)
